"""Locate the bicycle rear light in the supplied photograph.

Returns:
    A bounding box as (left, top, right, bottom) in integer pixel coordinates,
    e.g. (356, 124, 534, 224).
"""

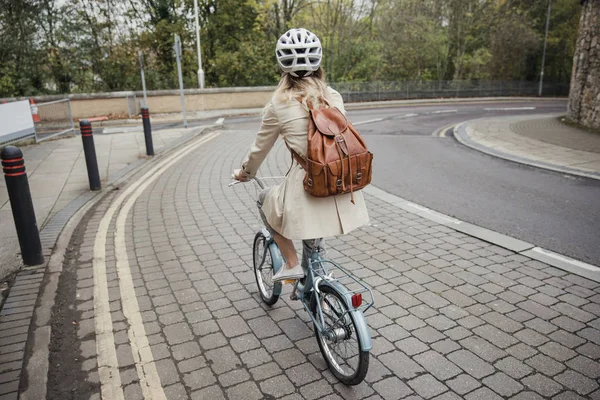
(351, 293, 362, 309)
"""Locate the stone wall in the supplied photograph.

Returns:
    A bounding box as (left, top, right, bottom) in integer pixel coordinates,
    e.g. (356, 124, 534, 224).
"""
(9, 87, 277, 120)
(567, 0, 600, 129)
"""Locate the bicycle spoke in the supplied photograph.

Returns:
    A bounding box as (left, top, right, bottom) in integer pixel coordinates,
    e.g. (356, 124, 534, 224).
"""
(253, 233, 277, 303)
(318, 292, 361, 376)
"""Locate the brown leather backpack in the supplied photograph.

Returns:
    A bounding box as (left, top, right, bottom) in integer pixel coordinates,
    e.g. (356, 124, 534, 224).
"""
(290, 103, 373, 203)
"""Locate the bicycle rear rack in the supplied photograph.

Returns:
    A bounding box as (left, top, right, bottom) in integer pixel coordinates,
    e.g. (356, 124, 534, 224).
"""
(310, 259, 375, 313)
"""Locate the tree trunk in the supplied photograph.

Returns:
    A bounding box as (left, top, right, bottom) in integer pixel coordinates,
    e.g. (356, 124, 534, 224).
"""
(567, 0, 600, 129)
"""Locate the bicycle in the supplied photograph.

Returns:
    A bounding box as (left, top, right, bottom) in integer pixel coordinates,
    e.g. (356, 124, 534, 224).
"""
(229, 176, 374, 385)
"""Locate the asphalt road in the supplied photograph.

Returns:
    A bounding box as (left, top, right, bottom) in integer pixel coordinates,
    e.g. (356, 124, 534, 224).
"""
(225, 99, 600, 266)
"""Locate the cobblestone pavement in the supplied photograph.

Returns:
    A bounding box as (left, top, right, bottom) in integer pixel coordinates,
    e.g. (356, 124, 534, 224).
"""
(46, 126, 600, 400)
(0, 127, 201, 279)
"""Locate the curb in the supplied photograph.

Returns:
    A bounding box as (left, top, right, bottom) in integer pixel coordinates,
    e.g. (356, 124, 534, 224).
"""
(8, 123, 222, 400)
(94, 97, 568, 128)
(363, 185, 600, 283)
(453, 120, 600, 181)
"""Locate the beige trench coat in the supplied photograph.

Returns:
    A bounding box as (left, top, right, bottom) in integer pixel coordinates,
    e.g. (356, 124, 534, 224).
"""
(241, 87, 369, 240)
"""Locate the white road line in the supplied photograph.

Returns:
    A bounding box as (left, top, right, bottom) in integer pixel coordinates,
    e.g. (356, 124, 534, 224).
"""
(93, 129, 221, 399)
(353, 118, 384, 126)
(216, 117, 225, 125)
(484, 107, 536, 111)
(432, 109, 458, 114)
(395, 113, 419, 118)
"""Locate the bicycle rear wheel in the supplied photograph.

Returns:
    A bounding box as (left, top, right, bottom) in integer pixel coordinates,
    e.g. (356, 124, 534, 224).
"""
(311, 285, 369, 385)
(253, 231, 280, 306)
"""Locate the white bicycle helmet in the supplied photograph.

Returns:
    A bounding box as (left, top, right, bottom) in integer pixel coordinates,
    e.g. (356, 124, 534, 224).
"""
(275, 28, 322, 77)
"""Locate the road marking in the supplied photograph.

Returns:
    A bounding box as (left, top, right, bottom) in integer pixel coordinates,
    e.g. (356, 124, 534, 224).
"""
(216, 117, 225, 125)
(432, 109, 458, 114)
(484, 107, 536, 111)
(431, 123, 456, 137)
(353, 118, 384, 126)
(354, 114, 423, 126)
(94, 207, 126, 399)
(93, 129, 221, 399)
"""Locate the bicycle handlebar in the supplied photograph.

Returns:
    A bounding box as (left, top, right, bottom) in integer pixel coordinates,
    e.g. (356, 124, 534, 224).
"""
(228, 176, 285, 190)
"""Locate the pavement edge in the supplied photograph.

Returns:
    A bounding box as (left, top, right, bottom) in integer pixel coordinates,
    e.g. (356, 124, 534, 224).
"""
(453, 120, 600, 181)
(14, 123, 222, 400)
(363, 185, 600, 283)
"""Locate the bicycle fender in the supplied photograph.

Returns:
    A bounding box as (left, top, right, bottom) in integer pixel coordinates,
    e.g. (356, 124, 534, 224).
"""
(317, 280, 373, 351)
(263, 229, 284, 296)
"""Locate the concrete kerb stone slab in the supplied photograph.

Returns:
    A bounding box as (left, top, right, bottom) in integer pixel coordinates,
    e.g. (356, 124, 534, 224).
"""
(363, 185, 600, 283)
(453, 119, 600, 181)
(522, 247, 600, 283)
(6, 123, 222, 400)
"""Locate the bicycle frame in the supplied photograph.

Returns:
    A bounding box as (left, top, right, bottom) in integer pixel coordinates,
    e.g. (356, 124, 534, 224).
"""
(295, 252, 373, 352)
(230, 176, 373, 351)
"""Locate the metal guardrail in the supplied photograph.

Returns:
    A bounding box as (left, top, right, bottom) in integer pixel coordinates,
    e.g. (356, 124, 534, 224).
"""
(34, 99, 75, 143)
(0, 134, 35, 147)
(330, 80, 569, 103)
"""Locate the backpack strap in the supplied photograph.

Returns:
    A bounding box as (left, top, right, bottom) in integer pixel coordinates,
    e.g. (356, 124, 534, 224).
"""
(286, 142, 307, 170)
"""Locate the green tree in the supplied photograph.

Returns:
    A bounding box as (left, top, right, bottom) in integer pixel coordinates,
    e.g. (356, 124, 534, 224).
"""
(0, 0, 583, 97)
(0, 0, 45, 96)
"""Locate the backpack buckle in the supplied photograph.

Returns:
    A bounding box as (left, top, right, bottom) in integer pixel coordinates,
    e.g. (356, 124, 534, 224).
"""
(356, 172, 362, 182)
(307, 178, 313, 187)
(336, 179, 342, 187)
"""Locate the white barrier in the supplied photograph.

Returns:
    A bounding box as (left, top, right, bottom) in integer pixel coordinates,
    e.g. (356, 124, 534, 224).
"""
(0, 100, 35, 145)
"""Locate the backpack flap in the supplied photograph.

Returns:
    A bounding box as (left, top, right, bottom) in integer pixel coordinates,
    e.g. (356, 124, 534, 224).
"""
(310, 107, 348, 137)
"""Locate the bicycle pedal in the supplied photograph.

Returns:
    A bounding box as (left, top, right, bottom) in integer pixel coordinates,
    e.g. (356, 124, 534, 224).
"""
(283, 279, 297, 285)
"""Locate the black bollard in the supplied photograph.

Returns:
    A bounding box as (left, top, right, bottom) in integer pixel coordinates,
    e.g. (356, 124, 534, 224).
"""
(1, 146, 44, 266)
(141, 107, 154, 156)
(79, 120, 101, 191)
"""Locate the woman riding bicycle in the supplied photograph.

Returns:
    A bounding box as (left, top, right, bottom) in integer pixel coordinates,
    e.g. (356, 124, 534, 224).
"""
(233, 28, 369, 282)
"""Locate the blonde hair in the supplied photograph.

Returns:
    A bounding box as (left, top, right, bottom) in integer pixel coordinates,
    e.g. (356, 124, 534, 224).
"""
(273, 67, 329, 109)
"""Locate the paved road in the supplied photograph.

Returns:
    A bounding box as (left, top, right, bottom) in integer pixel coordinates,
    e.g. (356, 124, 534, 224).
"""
(228, 99, 600, 266)
(46, 125, 600, 400)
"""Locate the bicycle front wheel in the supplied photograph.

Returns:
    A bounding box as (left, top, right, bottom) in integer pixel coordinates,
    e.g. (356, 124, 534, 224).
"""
(253, 231, 280, 306)
(311, 285, 369, 385)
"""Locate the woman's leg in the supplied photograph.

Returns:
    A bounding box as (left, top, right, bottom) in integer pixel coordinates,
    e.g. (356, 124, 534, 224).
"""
(257, 188, 298, 269)
(273, 234, 299, 268)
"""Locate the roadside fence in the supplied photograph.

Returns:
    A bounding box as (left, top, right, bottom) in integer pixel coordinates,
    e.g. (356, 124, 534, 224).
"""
(0, 80, 569, 136)
(330, 80, 570, 103)
(33, 99, 75, 142)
